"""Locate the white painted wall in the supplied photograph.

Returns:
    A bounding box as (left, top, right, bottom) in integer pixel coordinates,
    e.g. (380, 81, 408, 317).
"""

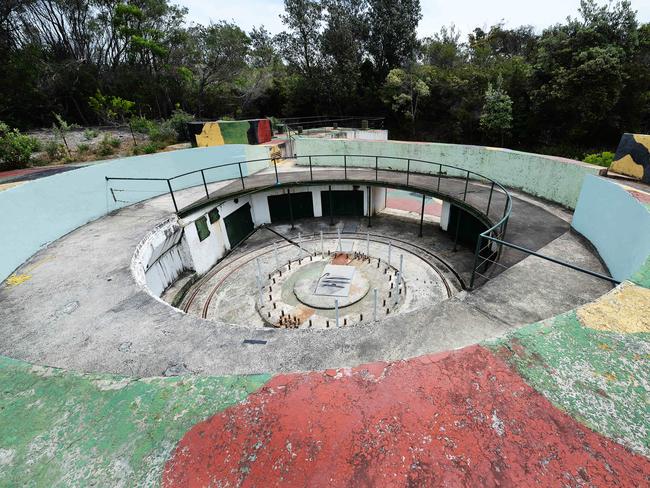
(440, 201, 451, 231)
(372, 187, 386, 214)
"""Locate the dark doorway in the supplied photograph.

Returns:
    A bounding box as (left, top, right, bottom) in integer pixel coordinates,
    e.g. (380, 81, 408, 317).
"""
(224, 203, 254, 248)
(321, 190, 364, 217)
(268, 192, 314, 222)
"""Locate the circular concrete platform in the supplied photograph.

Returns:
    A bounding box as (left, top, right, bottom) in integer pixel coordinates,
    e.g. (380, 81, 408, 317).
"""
(293, 261, 371, 309)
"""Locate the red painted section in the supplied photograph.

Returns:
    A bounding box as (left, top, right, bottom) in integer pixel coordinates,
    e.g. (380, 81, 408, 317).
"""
(386, 196, 441, 216)
(163, 346, 650, 487)
(257, 119, 272, 144)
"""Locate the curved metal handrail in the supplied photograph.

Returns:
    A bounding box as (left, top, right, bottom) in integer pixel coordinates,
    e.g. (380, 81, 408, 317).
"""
(106, 153, 513, 286)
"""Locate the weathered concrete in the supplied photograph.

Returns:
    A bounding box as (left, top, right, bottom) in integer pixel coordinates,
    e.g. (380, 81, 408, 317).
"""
(0, 168, 609, 376)
(162, 345, 650, 487)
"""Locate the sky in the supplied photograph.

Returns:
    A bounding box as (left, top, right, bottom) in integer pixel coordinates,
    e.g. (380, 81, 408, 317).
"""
(178, 0, 650, 38)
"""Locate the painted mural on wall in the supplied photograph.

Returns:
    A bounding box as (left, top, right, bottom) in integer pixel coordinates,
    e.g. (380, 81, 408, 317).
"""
(187, 119, 272, 147)
(610, 133, 650, 183)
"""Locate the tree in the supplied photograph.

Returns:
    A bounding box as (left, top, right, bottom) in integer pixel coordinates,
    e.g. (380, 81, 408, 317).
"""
(480, 76, 513, 146)
(367, 0, 422, 78)
(383, 65, 430, 135)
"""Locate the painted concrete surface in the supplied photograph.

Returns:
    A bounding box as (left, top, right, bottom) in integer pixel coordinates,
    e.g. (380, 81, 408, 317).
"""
(0, 354, 268, 487)
(491, 310, 649, 458)
(0, 144, 268, 282)
(162, 345, 650, 487)
(294, 138, 603, 208)
(572, 175, 650, 282)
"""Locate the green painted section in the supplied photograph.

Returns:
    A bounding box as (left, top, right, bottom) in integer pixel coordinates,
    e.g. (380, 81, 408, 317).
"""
(294, 138, 603, 208)
(219, 121, 250, 144)
(630, 255, 650, 288)
(489, 311, 650, 457)
(0, 355, 269, 487)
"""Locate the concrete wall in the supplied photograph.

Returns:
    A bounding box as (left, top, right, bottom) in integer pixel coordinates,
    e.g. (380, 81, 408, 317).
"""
(294, 139, 604, 209)
(0, 144, 269, 283)
(571, 175, 650, 282)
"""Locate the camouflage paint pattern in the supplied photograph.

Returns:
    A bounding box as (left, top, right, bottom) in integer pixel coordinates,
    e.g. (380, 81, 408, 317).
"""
(0, 355, 269, 486)
(188, 119, 272, 147)
(610, 133, 650, 183)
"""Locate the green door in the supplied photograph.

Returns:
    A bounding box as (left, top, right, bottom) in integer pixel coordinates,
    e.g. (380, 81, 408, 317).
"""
(268, 192, 314, 222)
(224, 203, 254, 248)
(321, 190, 364, 217)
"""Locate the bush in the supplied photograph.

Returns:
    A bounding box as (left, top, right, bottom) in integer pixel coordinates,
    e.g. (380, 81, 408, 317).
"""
(148, 120, 177, 145)
(0, 122, 40, 170)
(77, 143, 91, 154)
(84, 129, 99, 140)
(96, 134, 120, 157)
(167, 108, 195, 142)
(44, 140, 66, 161)
(583, 151, 615, 168)
(129, 116, 156, 135)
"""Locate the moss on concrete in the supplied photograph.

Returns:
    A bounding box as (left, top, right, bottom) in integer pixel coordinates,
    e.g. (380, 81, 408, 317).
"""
(0, 356, 269, 487)
(489, 311, 650, 457)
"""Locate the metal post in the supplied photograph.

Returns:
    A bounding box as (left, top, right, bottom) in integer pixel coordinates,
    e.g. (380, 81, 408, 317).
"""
(335, 299, 339, 327)
(166, 179, 178, 213)
(406, 159, 410, 186)
(469, 235, 482, 289)
(366, 232, 370, 256)
(320, 231, 324, 257)
(297, 232, 302, 258)
(375, 156, 378, 180)
(201, 170, 209, 199)
(239, 163, 245, 190)
(337, 228, 342, 252)
(273, 158, 279, 184)
(486, 181, 495, 216)
(344, 155, 347, 179)
(373, 288, 378, 321)
(463, 170, 469, 201)
(367, 186, 372, 227)
(394, 272, 401, 306)
(287, 189, 294, 230)
(388, 241, 392, 268)
(309, 155, 313, 181)
(419, 194, 425, 237)
(399, 254, 403, 279)
(437, 164, 442, 192)
(328, 185, 334, 226)
(453, 209, 462, 252)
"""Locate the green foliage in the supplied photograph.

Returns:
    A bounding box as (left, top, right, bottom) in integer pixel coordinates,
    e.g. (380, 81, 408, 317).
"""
(96, 134, 120, 157)
(83, 129, 99, 140)
(480, 75, 513, 145)
(88, 91, 135, 124)
(148, 121, 177, 145)
(383, 67, 430, 122)
(0, 122, 40, 170)
(52, 113, 77, 156)
(44, 141, 66, 162)
(167, 109, 195, 141)
(583, 151, 615, 167)
(77, 143, 91, 154)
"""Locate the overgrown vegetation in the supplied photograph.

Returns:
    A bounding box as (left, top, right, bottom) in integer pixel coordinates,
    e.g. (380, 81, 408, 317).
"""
(583, 151, 616, 167)
(1, 0, 649, 157)
(0, 122, 40, 170)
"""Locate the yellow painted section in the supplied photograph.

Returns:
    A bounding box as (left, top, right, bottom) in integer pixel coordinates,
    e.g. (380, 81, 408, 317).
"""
(610, 154, 644, 179)
(5, 274, 31, 286)
(0, 182, 24, 192)
(195, 122, 225, 147)
(577, 282, 650, 333)
(632, 134, 650, 150)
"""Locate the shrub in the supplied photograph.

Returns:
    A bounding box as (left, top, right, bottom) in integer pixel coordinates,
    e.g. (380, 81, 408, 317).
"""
(148, 120, 177, 145)
(44, 140, 66, 161)
(84, 129, 98, 140)
(77, 143, 91, 154)
(167, 108, 195, 142)
(129, 116, 156, 135)
(583, 151, 615, 168)
(0, 122, 40, 170)
(96, 134, 120, 157)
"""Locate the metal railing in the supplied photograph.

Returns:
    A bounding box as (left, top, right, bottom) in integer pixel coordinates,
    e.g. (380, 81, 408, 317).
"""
(105, 153, 617, 289)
